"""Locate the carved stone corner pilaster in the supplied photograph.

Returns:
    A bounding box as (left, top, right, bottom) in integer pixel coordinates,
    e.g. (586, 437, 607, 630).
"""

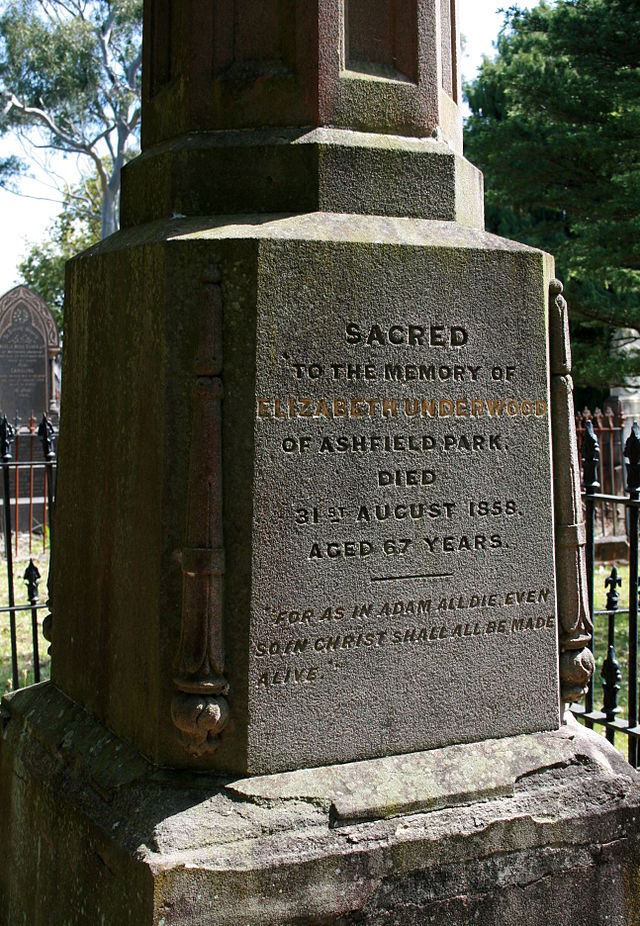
(42, 607, 53, 656)
(548, 279, 595, 705)
(171, 690, 230, 758)
(171, 266, 230, 757)
(559, 647, 596, 704)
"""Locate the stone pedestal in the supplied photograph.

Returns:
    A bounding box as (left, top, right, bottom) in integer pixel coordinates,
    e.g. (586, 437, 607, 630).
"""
(49, 211, 562, 776)
(2, 683, 639, 926)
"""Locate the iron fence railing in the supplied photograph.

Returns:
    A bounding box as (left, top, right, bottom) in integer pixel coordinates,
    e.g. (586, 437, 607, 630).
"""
(571, 418, 640, 768)
(575, 405, 626, 540)
(1, 414, 55, 692)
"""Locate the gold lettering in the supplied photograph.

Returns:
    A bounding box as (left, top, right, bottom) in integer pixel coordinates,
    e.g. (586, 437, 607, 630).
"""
(316, 398, 331, 418)
(258, 398, 272, 418)
(350, 398, 365, 418)
(334, 398, 348, 417)
(366, 398, 380, 416)
(299, 398, 313, 418)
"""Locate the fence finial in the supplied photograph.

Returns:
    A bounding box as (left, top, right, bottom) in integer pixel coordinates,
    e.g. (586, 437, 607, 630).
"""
(625, 422, 640, 493)
(581, 420, 601, 492)
(24, 560, 41, 602)
(37, 414, 55, 461)
(605, 566, 622, 613)
(0, 415, 15, 462)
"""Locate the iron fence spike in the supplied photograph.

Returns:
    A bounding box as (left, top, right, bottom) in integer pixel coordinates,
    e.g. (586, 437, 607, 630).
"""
(23, 559, 41, 602)
(581, 419, 601, 492)
(0, 415, 15, 461)
(625, 422, 640, 492)
(605, 566, 622, 613)
(37, 414, 55, 461)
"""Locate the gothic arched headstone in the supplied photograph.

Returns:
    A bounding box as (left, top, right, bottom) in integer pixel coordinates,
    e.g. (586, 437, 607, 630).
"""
(0, 285, 61, 425)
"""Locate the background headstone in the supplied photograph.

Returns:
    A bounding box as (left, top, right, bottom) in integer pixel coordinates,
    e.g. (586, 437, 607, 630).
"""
(0, 285, 61, 425)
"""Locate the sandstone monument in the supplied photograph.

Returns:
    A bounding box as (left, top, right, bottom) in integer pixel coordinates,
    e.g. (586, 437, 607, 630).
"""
(0, 285, 61, 425)
(1, 2, 639, 924)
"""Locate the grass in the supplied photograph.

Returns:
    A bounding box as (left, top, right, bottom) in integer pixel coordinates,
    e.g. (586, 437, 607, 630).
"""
(0, 534, 51, 695)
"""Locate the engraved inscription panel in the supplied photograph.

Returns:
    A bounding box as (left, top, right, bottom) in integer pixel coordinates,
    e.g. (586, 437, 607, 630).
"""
(249, 243, 559, 773)
(0, 316, 45, 420)
(345, 0, 418, 82)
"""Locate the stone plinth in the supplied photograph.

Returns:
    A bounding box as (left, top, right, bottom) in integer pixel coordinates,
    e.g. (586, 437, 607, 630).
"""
(120, 129, 484, 228)
(50, 214, 559, 775)
(1, 683, 639, 926)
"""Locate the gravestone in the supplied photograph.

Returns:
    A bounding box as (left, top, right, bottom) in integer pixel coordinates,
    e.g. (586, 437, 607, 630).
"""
(0, 285, 61, 424)
(1, 2, 639, 924)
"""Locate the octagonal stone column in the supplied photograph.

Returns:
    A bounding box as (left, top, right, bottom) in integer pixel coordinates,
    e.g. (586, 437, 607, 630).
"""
(142, 0, 461, 149)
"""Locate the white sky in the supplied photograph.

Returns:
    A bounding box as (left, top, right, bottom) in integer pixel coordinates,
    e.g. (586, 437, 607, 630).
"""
(0, 0, 542, 296)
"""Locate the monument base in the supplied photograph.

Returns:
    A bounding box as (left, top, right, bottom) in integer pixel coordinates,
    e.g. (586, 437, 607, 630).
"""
(2, 683, 639, 926)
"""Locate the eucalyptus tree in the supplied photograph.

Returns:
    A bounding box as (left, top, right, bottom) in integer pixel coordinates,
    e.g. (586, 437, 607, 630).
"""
(0, 0, 142, 238)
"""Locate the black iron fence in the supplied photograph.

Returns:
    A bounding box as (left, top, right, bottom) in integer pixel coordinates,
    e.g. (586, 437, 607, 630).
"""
(1, 414, 55, 692)
(571, 418, 640, 768)
(575, 405, 626, 542)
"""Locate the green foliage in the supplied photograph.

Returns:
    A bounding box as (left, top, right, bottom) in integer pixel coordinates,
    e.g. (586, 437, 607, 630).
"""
(18, 171, 101, 329)
(0, 153, 22, 186)
(464, 0, 640, 389)
(0, 0, 142, 237)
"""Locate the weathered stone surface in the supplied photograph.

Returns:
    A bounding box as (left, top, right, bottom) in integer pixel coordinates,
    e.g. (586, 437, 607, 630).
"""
(142, 0, 462, 151)
(228, 730, 587, 822)
(120, 129, 484, 228)
(1, 684, 639, 926)
(1, 2, 616, 922)
(48, 215, 560, 775)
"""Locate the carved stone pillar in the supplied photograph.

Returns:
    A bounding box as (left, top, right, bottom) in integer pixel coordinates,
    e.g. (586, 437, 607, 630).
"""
(171, 268, 230, 755)
(549, 279, 595, 706)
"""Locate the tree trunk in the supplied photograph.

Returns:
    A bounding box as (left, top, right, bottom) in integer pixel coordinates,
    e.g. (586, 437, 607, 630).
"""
(100, 173, 120, 239)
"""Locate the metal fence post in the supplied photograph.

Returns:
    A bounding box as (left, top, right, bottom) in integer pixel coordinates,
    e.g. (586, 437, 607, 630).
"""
(38, 414, 55, 540)
(24, 559, 41, 684)
(581, 419, 600, 725)
(1, 415, 18, 690)
(602, 567, 622, 742)
(624, 423, 640, 767)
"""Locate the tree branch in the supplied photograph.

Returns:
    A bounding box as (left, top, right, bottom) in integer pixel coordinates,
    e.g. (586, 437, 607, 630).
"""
(3, 94, 88, 153)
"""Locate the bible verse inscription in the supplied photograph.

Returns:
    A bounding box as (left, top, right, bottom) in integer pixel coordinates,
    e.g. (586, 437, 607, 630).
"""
(251, 310, 555, 696)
